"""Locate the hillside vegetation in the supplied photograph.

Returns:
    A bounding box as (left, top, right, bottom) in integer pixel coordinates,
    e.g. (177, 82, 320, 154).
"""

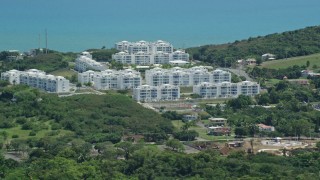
(262, 53, 320, 69)
(0, 85, 172, 144)
(86, 48, 118, 62)
(0, 53, 69, 73)
(187, 26, 320, 66)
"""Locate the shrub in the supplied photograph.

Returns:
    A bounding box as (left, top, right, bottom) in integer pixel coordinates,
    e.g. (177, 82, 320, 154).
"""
(16, 117, 27, 124)
(51, 123, 62, 130)
(29, 131, 37, 136)
(12, 135, 19, 138)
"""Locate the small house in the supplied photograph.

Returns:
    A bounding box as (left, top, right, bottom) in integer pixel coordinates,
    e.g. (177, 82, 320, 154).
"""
(207, 126, 231, 136)
(257, 123, 275, 132)
(183, 114, 198, 122)
(245, 58, 256, 66)
(208, 117, 227, 126)
(261, 53, 276, 61)
(226, 141, 244, 148)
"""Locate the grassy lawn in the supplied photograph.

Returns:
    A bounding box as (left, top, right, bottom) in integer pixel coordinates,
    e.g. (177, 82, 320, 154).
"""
(50, 68, 77, 78)
(172, 120, 234, 141)
(180, 87, 193, 93)
(265, 78, 281, 87)
(0, 121, 74, 142)
(261, 53, 320, 69)
(75, 88, 96, 93)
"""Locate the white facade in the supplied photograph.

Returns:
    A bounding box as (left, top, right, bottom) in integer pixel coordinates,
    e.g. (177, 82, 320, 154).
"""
(78, 69, 141, 90)
(77, 70, 95, 84)
(0, 69, 20, 84)
(145, 66, 231, 86)
(193, 81, 260, 99)
(75, 51, 106, 72)
(115, 40, 173, 54)
(145, 67, 170, 86)
(210, 69, 232, 83)
(1, 69, 70, 93)
(154, 51, 170, 64)
(111, 51, 133, 64)
(115, 41, 131, 52)
(113, 40, 186, 65)
(170, 50, 189, 61)
(239, 81, 260, 96)
(152, 40, 173, 54)
(133, 84, 180, 102)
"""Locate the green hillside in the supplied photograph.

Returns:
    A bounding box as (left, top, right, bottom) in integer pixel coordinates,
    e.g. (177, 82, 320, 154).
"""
(0, 85, 172, 144)
(262, 53, 320, 69)
(187, 25, 320, 67)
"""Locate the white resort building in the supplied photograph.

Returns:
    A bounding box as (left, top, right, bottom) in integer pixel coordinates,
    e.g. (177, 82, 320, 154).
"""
(112, 40, 188, 65)
(133, 84, 180, 102)
(145, 66, 231, 86)
(78, 69, 141, 90)
(1, 69, 70, 93)
(193, 81, 260, 98)
(75, 51, 106, 72)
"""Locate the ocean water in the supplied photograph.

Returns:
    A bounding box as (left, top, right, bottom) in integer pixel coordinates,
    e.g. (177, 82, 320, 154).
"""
(1, 0, 320, 52)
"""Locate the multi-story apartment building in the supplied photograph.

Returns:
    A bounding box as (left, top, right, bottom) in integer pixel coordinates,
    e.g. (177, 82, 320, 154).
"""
(112, 40, 186, 65)
(75, 51, 106, 72)
(169, 50, 189, 61)
(133, 84, 180, 102)
(193, 81, 260, 99)
(153, 51, 170, 64)
(170, 67, 190, 86)
(93, 70, 119, 90)
(145, 68, 170, 86)
(115, 41, 131, 52)
(77, 70, 95, 84)
(128, 40, 150, 54)
(151, 40, 173, 54)
(239, 81, 260, 96)
(134, 51, 152, 65)
(117, 69, 142, 89)
(1, 69, 70, 93)
(115, 40, 173, 54)
(210, 69, 232, 83)
(78, 69, 141, 90)
(145, 66, 231, 86)
(0, 69, 20, 84)
(111, 51, 133, 64)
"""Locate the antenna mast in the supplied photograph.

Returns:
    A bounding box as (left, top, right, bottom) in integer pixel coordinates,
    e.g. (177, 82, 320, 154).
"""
(38, 33, 41, 50)
(45, 29, 48, 54)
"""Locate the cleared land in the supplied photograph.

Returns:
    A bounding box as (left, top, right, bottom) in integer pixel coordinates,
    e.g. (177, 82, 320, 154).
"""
(172, 120, 233, 141)
(261, 53, 320, 69)
(50, 68, 77, 78)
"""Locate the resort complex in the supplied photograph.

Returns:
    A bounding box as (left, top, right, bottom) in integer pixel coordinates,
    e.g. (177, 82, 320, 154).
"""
(112, 40, 190, 65)
(1, 69, 70, 93)
(75, 61, 259, 102)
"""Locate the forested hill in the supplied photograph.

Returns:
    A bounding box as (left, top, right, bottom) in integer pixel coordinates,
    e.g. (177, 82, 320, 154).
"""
(187, 25, 320, 66)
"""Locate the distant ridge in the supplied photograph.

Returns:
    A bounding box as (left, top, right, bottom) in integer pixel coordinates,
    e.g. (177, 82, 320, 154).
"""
(187, 25, 320, 67)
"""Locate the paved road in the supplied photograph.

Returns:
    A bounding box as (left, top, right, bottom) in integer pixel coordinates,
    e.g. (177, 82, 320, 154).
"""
(221, 67, 253, 81)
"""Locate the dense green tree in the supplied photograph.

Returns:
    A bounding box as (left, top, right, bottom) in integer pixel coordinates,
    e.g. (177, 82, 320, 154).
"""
(227, 95, 254, 110)
(165, 139, 185, 152)
(115, 141, 143, 160)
